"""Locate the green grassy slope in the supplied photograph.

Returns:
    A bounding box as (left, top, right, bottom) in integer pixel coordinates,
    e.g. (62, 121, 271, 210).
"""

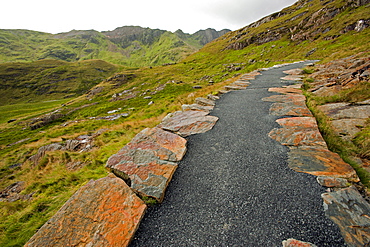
(0, 0, 369, 246)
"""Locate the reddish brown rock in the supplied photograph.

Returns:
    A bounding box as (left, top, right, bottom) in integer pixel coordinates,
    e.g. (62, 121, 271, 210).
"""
(25, 175, 146, 247)
(283, 68, 304, 75)
(269, 87, 302, 94)
(158, 111, 219, 137)
(282, 238, 317, 247)
(269, 117, 327, 148)
(322, 186, 370, 247)
(288, 146, 359, 182)
(106, 127, 186, 201)
(269, 101, 313, 117)
(316, 176, 349, 188)
(195, 97, 216, 106)
(262, 94, 306, 103)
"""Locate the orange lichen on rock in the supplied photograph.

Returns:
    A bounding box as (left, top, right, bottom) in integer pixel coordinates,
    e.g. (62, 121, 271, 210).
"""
(25, 174, 146, 247)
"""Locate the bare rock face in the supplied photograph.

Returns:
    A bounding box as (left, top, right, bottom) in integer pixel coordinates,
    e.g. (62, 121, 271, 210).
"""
(322, 186, 370, 247)
(158, 111, 219, 137)
(288, 146, 359, 182)
(106, 127, 187, 202)
(25, 175, 147, 247)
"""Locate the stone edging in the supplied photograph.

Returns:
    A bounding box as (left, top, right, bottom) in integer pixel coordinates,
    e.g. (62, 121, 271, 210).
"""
(25, 62, 370, 247)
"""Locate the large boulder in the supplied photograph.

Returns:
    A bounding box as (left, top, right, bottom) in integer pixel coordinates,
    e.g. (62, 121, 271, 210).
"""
(106, 127, 187, 202)
(25, 174, 147, 247)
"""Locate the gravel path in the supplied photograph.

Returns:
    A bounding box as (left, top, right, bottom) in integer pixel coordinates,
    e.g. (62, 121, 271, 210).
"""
(130, 62, 345, 246)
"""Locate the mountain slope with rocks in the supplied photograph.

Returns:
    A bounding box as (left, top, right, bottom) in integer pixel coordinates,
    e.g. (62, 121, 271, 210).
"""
(0, 27, 230, 67)
(0, 0, 369, 246)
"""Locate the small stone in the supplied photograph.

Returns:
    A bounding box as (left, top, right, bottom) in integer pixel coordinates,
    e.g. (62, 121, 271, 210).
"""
(207, 94, 220, 101)
(144, 96, 152, 99)
(193, 86, 202, 89)
(316, 176, 349, 188)
(282, 239, 317, 247)
(148, 101, 154, 105)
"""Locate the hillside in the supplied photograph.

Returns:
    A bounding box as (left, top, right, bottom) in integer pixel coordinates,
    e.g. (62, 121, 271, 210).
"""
(0, 0, 369, 246)
(0, 27, 230, 67)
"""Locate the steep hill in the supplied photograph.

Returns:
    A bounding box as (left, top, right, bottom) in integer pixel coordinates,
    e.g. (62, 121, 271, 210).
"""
(0, 0, 369, 246)
(0, 27, 230, 67)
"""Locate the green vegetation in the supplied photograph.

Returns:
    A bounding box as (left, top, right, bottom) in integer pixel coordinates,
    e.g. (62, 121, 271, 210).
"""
(0, 0, 369, 245)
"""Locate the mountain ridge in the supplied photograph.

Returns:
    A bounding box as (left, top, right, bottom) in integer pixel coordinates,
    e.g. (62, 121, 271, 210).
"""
(0, 26, 231, 67)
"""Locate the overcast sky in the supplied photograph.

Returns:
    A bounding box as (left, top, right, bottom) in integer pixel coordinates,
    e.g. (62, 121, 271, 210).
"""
(2, 0, 297, 34)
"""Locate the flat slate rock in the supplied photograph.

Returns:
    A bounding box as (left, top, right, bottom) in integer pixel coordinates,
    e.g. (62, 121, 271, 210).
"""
(25, 175, 146, 247)
(331, 118, 367, 140)
(269, 117, 327, 148)
(269, 87, 302, 94)
(288, 146, 359, 182)
(158, 111, 219, 137)
(106, 127, 187, 201)
(262, 94, 306, 103)
(269, 101, 313, 117)
(318, 103, 370, 120)
(282, 238, 317, 247)
(316, 176, 349, 188)
(322, 186, 370, 247)
(195, 97, 216, 106)
(182, 103, 214, 113)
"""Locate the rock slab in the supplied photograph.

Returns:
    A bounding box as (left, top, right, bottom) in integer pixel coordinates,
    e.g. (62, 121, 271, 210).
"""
(322, 186, 370, 247)
(25, 175, 146, 247)
(158, 111, 219, 137)
(106, 127, 187, 202)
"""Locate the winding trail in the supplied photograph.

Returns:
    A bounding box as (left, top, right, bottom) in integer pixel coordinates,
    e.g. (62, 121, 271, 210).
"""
(130, 62, 345, 246)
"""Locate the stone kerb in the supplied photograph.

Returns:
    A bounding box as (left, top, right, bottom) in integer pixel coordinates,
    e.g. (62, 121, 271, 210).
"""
(267, 66, 368, 246)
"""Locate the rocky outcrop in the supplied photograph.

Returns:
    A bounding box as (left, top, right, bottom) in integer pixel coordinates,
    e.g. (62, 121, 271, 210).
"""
(106, 127, 187, 202)
(29, 132, 102, 165)
(322, 186, 370, 247)
(25, 174, 147, 247)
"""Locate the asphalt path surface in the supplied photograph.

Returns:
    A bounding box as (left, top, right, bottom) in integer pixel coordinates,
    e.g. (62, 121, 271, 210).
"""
(130, 62, 345, 246)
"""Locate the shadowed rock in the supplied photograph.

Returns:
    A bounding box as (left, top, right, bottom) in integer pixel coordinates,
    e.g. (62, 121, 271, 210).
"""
(158, 111, 218, 137)
(322, 186, 370, 247)
(106, 127, 186, 201)
(25, 175, 146, 247)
